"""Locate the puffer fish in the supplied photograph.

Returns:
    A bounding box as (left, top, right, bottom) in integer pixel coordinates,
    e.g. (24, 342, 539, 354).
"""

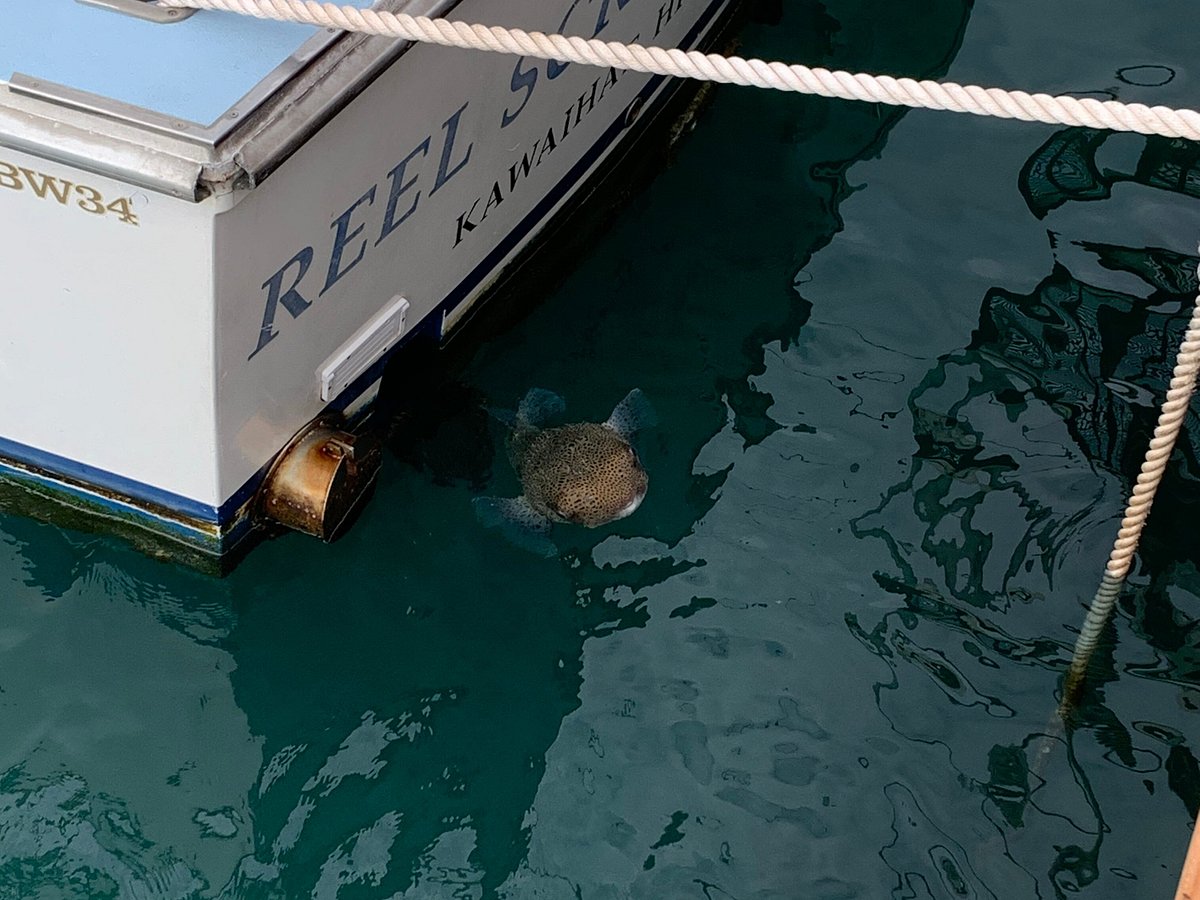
(474, 388, 655, 555)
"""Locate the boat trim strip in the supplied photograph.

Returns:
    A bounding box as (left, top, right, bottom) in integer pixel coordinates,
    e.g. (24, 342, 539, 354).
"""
(76, 0, 197, 23)
(0, 0, 459, 192)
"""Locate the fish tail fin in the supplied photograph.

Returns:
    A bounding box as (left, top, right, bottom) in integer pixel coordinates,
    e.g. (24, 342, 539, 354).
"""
(472, 496, 557, 557)
(605, 388, 657, 439)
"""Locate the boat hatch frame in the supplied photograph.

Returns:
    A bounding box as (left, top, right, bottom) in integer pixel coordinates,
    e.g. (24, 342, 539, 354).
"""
(76, 0, 197, 24)
(0, 0, 458, 199)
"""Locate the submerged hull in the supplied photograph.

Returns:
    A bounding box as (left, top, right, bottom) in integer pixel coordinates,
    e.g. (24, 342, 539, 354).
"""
(0, 0, 737, 568)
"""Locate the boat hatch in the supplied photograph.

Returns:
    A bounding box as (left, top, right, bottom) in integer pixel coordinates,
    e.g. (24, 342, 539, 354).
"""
(2, 0, 355, 128)
(0, 0, 449, 197)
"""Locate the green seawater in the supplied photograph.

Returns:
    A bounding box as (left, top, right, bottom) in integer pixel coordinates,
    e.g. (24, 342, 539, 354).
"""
(2, 1, 1199, 897)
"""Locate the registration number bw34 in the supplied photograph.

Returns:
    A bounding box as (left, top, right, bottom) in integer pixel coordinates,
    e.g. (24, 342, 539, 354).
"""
(0, 158, 140, 226)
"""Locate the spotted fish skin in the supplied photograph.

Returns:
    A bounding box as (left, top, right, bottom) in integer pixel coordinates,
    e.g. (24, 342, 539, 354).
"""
(474, 389, 654, 554)
(513, 422, 648, 526)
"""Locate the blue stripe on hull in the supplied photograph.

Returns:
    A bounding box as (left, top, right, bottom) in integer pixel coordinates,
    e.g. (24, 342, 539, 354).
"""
(0, 433, 219, 522)
(0, 452, 227, 552)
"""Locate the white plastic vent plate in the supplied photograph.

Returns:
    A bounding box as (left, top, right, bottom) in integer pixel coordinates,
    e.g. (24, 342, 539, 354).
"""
(318, 295, 409, 401)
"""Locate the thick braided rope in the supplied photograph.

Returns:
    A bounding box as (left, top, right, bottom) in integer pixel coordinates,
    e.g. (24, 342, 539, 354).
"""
(158, 0, 1200, 141)
(1062, 284, 1200, 710)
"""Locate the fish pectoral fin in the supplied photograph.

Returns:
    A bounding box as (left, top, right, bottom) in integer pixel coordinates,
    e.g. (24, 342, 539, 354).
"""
(472, 496, 557, 557)
(485, 405, 517, 426)
(517, 388, 566, 428)
(605, 388, 657, 438)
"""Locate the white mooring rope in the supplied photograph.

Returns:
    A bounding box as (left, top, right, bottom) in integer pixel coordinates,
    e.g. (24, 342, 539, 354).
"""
(164, 0, 1200, 706)
(1062, 280, 1200, 710)
(157, 0, 1200, 141)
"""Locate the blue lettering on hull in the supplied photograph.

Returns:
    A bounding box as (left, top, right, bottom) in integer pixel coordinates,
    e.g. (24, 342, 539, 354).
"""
(247, 0, 653, 361)
(247, 104, 474, 360)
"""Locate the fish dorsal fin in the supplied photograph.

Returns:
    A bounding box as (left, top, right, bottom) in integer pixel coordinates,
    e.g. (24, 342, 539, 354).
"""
(605, 389, 656, 439)
(472, 495, 557, 557)
(517, 388, 566, 428)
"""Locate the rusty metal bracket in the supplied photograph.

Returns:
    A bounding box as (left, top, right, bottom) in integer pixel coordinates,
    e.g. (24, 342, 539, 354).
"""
(256, 417, 382, 542)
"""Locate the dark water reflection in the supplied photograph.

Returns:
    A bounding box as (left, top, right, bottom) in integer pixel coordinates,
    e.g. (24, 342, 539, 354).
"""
(1, 1, 1198, 898)
(846, 126, 1200, 895)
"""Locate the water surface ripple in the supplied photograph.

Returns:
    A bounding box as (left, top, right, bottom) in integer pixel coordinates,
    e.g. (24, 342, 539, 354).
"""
(1, 1, 1198, 898)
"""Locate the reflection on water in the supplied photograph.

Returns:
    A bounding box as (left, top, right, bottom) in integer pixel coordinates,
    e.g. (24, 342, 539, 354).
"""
(0, 532, 247, 898)
(1, 1, 1199, 898)
(838, 118, 1200, 899)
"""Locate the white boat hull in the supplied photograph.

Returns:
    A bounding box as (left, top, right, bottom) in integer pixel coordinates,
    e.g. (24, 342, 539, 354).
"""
(0, 0, 736, 565)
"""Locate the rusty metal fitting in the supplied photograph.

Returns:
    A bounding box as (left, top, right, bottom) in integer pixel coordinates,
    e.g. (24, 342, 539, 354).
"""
(256, 417, 382, 541)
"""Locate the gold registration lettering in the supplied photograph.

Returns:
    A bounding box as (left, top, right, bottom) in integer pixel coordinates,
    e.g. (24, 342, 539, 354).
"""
(0, 161, 23, 191)
(75, 184, 105, 215)
(0, 157, 139, 227)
